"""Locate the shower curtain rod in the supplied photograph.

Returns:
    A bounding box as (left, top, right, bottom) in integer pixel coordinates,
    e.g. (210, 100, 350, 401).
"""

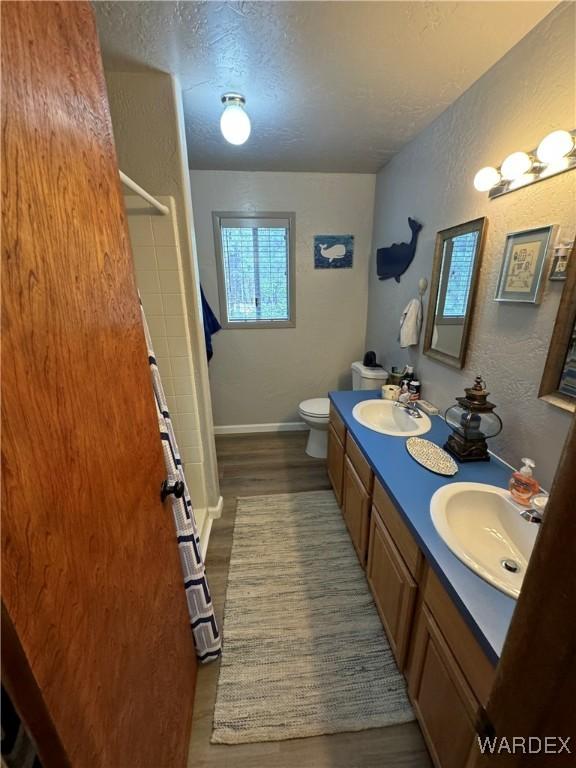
(119, 170, 169, 216)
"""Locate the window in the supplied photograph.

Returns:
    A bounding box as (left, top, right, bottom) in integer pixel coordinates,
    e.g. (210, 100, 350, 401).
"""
(437, 230, 479, 322)
(213, 212, 295, 328)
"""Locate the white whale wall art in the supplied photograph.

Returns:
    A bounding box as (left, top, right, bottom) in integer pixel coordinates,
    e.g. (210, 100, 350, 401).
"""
(314, 234, 354, 269)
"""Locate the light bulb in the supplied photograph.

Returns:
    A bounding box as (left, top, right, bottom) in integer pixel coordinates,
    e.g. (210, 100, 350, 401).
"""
(501, 151, 533, 180)
(220, 95, 251, 145)
(473, 166, 501, 191)
(509, 173, 535, 190)
(536, 130, 574, 164)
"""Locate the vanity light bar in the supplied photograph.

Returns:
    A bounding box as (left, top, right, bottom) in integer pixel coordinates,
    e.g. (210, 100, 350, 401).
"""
(473, 129, 576, 199)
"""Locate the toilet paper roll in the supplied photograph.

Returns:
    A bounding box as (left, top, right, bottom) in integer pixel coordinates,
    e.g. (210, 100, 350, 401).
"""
(382, 384, 401, 401)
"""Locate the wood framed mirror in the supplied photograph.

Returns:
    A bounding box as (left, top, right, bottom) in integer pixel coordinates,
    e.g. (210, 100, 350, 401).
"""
(538, 240, 576, 412)
(423, 217, 487, 369)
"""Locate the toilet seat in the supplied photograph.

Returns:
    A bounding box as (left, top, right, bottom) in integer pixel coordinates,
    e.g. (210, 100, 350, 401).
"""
(298, 397, 330, 418)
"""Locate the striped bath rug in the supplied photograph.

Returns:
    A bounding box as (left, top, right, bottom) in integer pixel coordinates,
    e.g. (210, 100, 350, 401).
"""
(211, 490, 414, 744)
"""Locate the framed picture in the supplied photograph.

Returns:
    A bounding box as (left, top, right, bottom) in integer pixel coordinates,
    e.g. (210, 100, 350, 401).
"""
(494, 226, 555, 304)
(549, 240, 573, 281)
(314, 234, 354, 269)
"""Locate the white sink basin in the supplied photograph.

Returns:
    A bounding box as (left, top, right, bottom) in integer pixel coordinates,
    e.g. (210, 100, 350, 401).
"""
(352, 399, 431, 437)
(430, 482, 538, 598)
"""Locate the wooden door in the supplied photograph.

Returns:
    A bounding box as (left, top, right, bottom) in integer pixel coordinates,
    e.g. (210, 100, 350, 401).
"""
(342, 457, 371, 566)
(327, 425, 345, 506)
(1, 3, 197, 767)
(367, 507, 417, 669)
(408, 605, 477, 768)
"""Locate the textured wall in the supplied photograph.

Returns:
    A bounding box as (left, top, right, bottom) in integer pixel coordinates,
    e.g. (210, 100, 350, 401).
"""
(105, 71, 221, 511)
(365, 5, 576, 489)
(190, 171, 376, 426)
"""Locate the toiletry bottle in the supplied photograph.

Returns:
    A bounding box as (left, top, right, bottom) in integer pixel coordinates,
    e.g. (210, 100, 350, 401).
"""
(509, 458, 540, 506)
(401, 365, 415, 390)
(409, 380, 421, 401)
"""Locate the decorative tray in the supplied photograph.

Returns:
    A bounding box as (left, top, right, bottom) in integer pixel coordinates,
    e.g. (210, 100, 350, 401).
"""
(406, 437, 458, 476)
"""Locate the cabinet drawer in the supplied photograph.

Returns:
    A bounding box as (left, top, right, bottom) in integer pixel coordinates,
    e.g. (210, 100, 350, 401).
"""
(423, 568, 495, 707)
(345, 434, 373, 493)
(327, 425, 345, 507)
(373, 479, 422, 581)
(408, 604, 477, 768)
(329, 403, 346, 444)
(367, 506, 418, 669)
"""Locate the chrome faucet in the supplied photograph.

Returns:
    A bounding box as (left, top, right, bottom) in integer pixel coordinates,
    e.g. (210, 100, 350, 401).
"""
(395, 401, 422, 419)
(519, 493, 548, 524)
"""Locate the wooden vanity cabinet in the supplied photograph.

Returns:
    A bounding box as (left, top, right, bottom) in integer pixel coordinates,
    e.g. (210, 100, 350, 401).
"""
(325, 409, 498, 768)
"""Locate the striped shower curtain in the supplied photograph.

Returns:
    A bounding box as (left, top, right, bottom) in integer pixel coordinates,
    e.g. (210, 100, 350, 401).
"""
(141, 305, 221, 663)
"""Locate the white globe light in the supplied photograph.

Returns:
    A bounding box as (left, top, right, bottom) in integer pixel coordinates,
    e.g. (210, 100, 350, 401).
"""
(473, 166, 501, 191)
(501, 151, 533, 181)
(536, 130, 574, 164)
(220, 102, 251, 145)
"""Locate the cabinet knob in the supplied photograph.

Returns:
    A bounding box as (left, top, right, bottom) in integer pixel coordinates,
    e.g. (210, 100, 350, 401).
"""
(160, 479, 185, 503)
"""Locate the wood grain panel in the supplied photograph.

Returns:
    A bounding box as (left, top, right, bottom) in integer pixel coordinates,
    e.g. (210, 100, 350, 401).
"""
(342, 457, 371, 567)
(373, 479, 423, 581)
(1, 3, 196, 766)
(367, 507, 418, 669)
(423, 570, 495, 707)
(345, 433, 374, 493)
(329, 403, 346, 443)
(408, 605, 477, 768)
(327, 425, 345, 507)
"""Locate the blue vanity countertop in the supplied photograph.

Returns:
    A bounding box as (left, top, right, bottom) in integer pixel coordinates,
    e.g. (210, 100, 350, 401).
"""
(329, 389, 517, 665)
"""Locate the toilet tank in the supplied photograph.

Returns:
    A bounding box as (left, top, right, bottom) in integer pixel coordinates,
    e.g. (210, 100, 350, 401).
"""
(351, 361, 389, 390)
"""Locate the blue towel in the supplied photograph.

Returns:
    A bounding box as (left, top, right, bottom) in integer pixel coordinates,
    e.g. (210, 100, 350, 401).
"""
(200, 286, 221, 361)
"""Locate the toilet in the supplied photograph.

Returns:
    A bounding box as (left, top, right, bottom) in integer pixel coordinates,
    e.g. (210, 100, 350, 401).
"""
(298, 398, 331, 458)
(298, 361, 389, 459)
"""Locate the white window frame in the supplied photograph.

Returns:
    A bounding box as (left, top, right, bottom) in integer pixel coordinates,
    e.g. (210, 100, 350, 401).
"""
(212, 211, 296, 329)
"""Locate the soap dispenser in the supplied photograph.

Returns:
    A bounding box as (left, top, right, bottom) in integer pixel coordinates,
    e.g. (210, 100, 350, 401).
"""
(509, 458, 540, 506)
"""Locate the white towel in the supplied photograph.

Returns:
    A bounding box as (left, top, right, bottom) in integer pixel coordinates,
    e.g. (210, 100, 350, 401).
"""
(399, 298, 422, 348)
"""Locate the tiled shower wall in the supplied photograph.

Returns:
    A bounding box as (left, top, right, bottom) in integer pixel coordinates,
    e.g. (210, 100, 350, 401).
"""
(125, 195, 207, 529)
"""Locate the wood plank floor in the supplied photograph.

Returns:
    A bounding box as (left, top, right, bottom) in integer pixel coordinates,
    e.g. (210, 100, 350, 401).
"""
(187, 432, 432, 768)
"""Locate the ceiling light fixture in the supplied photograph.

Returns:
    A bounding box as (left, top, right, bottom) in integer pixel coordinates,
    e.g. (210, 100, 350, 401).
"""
(220, 93, 251, 146)
(473, 128, 575, 198)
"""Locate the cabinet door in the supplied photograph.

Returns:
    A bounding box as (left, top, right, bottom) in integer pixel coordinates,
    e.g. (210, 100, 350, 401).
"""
(342, 457, 371, 567)
(367, 508, 417, 669)
(1, 4, 197, 766)
(408, 605, 478, 768)
(327, 424, 345, 507)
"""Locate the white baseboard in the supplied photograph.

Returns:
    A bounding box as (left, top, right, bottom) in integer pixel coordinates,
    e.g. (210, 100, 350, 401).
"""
(200, 515, 213, 560)
(208, 495, 224, 519)
(196, 495, 223, 559)
(214, 421, 307, 435)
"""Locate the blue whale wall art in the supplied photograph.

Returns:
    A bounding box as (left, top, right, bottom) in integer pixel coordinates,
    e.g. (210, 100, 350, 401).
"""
(376, 217, 422, 282)
(314, 234, 354, 269)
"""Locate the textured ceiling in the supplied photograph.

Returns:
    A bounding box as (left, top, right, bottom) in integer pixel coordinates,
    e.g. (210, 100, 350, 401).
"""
(95, 1, 557, 172)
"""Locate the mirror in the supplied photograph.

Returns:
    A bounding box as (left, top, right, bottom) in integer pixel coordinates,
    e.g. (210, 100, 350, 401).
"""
(423, 217, 487, 369)
(539, 240, 576, 412)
